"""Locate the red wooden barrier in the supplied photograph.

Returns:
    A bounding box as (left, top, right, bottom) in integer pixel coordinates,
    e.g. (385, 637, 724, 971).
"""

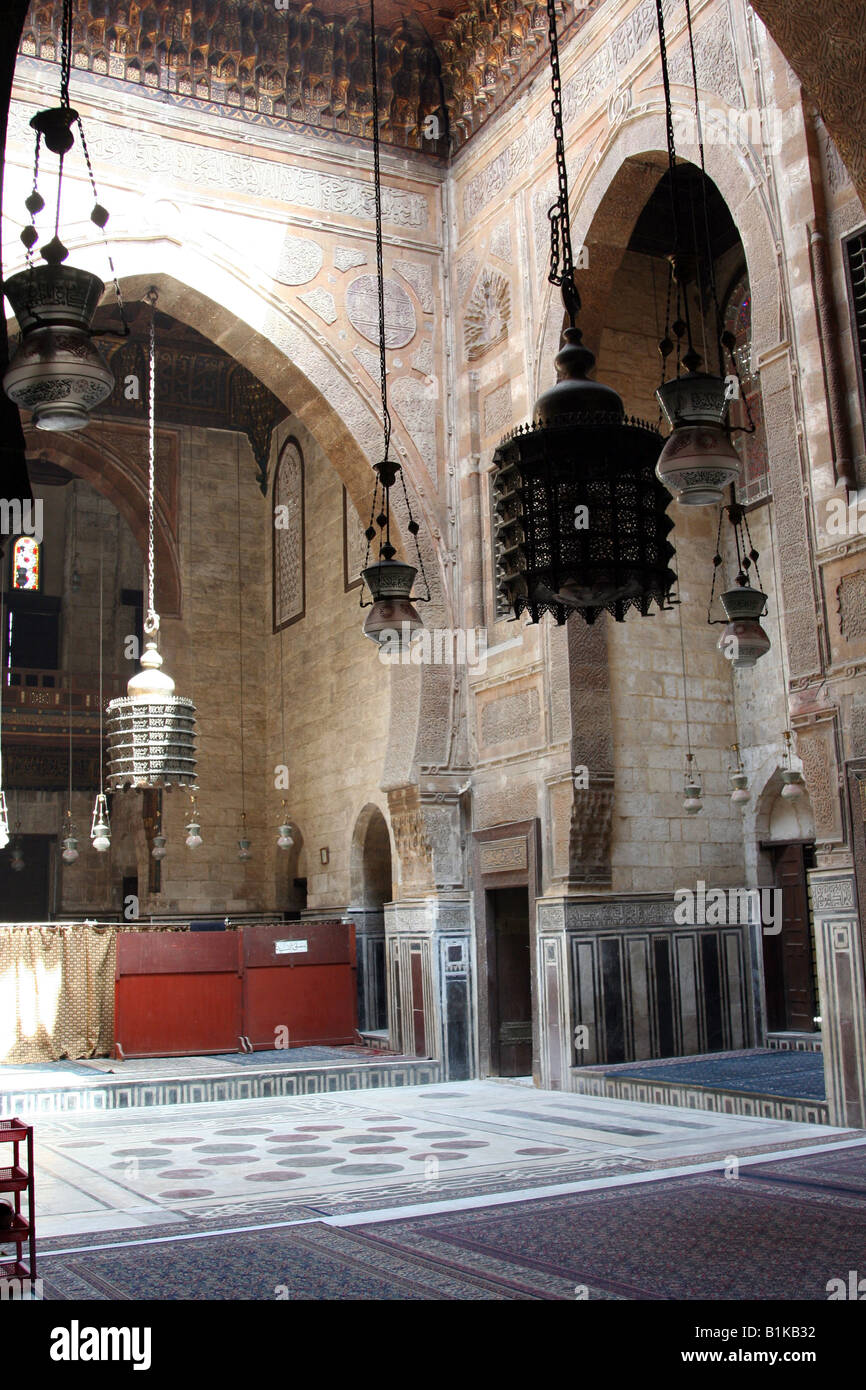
(115, 931, 242, 1059)
(114, 922, 358, 1058)
(242, 922, 357, 1049)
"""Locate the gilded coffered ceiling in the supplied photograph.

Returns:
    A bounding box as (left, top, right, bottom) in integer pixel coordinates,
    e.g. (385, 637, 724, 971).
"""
(18, 0, 597, 152)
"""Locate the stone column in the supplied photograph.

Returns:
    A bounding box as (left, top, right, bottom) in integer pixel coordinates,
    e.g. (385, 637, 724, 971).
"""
(810, 867, 866, 1127)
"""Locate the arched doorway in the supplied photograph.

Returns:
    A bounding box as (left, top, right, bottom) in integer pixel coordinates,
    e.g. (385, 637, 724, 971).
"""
(757, 775, 819, 1038)
(348, 804, 393, 1033)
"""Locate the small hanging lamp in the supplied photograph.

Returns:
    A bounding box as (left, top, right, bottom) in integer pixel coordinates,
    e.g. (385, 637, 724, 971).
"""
(491, 0, 676, 626)
(709, 502, 770, 668)
(238, 812, 252, 862)
(651, 0, 753, 507)
(779, 730, 806, 799)
(2, 0, 127, 431)
(10, 829, 25, 872)
(106, 291, 197, 790)
(151, 831, 167, 861)
(277, 801, 294, 851)
(185, 795, 203, 849)
(359, 0, 430, 648)
(729, 744, 750, 806)
(683, 753, 703, 815)
(61, 686, 79, 861)
(90, 792, 111, 852)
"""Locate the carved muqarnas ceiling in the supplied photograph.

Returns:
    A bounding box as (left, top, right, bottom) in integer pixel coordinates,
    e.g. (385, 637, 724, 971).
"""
(19, 0, 595, 151)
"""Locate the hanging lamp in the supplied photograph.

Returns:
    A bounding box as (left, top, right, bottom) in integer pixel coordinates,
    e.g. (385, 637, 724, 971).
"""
(238, 811, 252, 863)
(491, 0, 676, 626)
(106, 291, 197, 790)
(277, 800, 294, 851)
(766, 519, 806, 801)
(676, 587, 702, 815)
(359, 0, 430, 648)
(729, 744, 750, 806)
(779, 730, 805, 799)
(185, 795, 203, 849)
(2, 0, 127, 431)
(0, 565, 8, 851)
(708, 501, 770, 668)
(90, 542, 111, 852)
(61, 684, 79, 861)
(651, 0, 753, 507)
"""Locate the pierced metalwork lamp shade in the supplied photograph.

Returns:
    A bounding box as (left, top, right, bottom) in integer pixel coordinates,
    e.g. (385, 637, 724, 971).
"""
(362, 558, 423, 645)
(492, 329, 676, 624)
(3, 266, 114, 431)
(655, 373, 741, 506)
(105, 641, 197, 790)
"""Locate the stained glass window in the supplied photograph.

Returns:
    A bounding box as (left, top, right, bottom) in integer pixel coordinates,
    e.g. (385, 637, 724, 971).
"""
(723, 270, 770, 504)
(12, 536, 40, 591)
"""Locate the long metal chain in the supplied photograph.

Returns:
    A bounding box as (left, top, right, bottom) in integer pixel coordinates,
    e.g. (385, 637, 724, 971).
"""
(145, 292, 158, 635)
(369, 0, 392, 463)
(655, 0, 693, 355)
(59, 0, 72, 108)
(545, 0, 579, 322)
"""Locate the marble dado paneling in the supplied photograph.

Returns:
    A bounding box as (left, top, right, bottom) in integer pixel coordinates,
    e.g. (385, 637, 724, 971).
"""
(810, 868, 866, 1127)
(537, 896, 754, 1084)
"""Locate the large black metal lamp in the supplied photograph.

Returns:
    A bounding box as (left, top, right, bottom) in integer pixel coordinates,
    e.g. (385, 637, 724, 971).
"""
(492, 0, 676, 626)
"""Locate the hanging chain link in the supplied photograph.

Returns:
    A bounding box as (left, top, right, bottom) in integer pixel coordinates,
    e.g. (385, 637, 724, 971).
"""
(655, 0, 693, 357)
(369, 0, 392, 463)
(144, 291, 158, 636)
(545, 0, 579, 323)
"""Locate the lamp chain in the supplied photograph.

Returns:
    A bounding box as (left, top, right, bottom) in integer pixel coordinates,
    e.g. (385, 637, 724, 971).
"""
(545, 0, 579, 323)
(145, 291, 158, 636)
(369, 0, 392, 464)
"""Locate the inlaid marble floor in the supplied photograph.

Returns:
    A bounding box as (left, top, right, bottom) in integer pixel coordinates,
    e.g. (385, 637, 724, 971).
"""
(20, 1080, 859, 1243)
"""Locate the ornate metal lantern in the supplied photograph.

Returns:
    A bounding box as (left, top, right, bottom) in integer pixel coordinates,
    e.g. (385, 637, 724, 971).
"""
(2, 1, 126, 431)
(682, 753, 703, 816)
(656, 372, 741, 506)
(492, 0, 675, 626)
(106, 291, 197, 790)
(779, 730, 805, 799)
(359, 0, 430, 649)
(729, 745, 750, 806)
(709, 502, 770, 669)
(493, 329, 676, 624)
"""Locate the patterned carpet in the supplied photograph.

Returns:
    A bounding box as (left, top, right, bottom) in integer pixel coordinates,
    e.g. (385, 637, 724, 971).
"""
(608, 1048, 826, 1100)
(38, 1145, 866, 1301)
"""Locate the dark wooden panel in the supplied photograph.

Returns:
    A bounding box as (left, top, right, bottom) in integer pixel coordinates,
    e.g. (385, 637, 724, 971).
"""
(244, 963, 357, 1050)
(116, 930, 240, 978)
(242, 921, 354, 969)
(410, 949, 427, 1056)
(115, 973, 242, 1058)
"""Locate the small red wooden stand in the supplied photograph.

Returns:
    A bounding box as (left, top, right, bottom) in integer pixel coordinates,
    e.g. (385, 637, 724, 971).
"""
(0, 1118, 36, 1287)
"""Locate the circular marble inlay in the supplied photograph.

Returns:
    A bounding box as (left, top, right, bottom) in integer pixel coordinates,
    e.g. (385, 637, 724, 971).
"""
(277, 1156, 342, 1168)
(407, 1152, 467, 1162)
(268, 1144, 330, 1154)
(159, 1188, 214, 1198)
(193, 1143, 254, 1154)
(431, 1139, 489, 1149)
(157, 1169, 208, 1179)
(245, 1170, 304, 1182)
(367, 1126, 415, 1133)
(514, 1147, 569, 1156)
(152, 1138, 204, 1146)
(110, 1158, 165, 1171)
(294, 1125, 344, 1132)
(350, 1146, 406, 1155)
(412, 1131, 467, 1139)
(347, 275, 416, 348)
(333, 1134, 385, 1145)
(216, 1128, 272, 1136)
(339, 1163, 403, 1176)
(199, 1155, 256, 1166)
(113, 1147, 171, 1157)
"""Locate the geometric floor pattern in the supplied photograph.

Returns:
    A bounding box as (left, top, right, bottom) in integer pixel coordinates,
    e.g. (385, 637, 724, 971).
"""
(19, 1079, 860, 1245)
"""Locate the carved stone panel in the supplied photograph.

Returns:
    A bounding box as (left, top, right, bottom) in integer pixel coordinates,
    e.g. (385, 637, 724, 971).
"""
(464, 269, 511, 361)
(275, 234, 323, 286)
(347, 275, 417, 348)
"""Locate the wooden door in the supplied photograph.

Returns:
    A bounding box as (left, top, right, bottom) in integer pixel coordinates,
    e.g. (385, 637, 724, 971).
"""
(489, 887, 532, 1076)
(762, 843, 817, 1032)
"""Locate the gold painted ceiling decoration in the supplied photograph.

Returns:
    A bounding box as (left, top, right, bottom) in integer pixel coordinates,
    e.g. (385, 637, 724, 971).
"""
(18, 0, 593, 151)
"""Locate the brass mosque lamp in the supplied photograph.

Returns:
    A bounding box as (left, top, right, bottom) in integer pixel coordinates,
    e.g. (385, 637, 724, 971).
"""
(652, 0, 754, 506)
(2, 0, 127, 431)
(491, 0, 676, 626)
(708, 500, 771, 669)
(106, 291, 197, 792)
(359, 0, 430, 648)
